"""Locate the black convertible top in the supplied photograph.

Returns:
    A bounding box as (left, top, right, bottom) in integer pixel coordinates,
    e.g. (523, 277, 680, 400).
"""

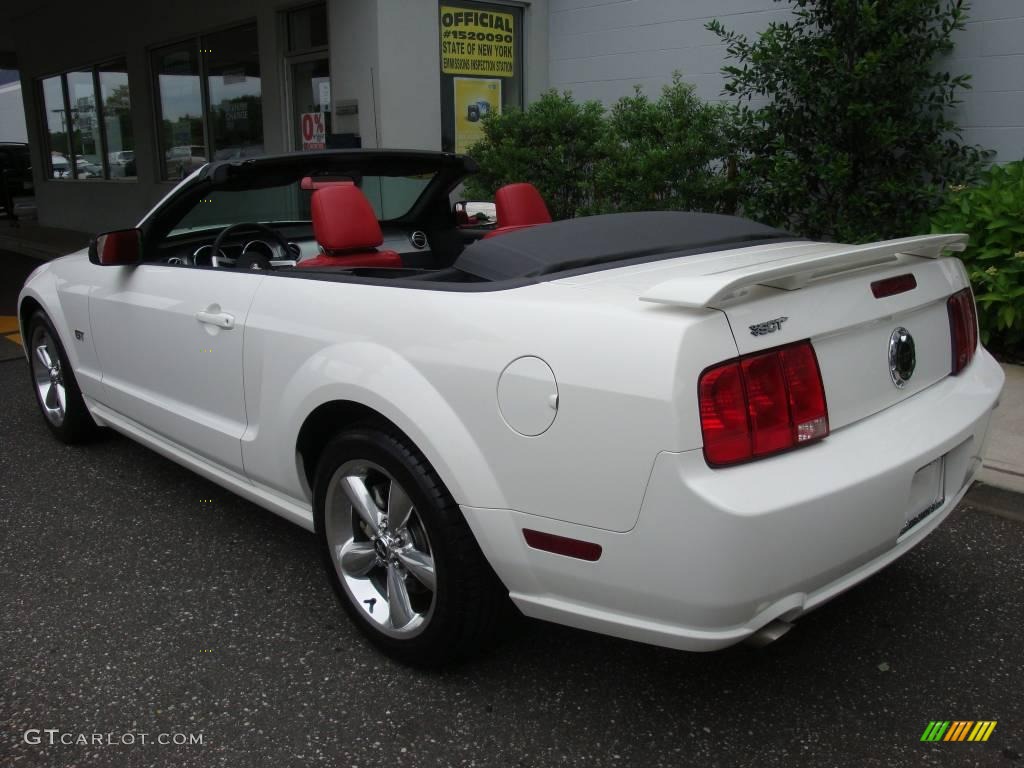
(454, 211, 793, 282)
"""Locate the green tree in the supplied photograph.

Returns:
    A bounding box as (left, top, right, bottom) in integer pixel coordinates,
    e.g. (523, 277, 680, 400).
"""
(708, 0, 989, 243)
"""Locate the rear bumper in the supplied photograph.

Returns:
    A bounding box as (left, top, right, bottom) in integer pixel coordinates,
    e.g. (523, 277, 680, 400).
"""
(463, 349, 1004, 651)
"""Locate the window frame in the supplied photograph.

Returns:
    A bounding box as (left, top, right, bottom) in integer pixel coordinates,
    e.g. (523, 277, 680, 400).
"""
(37, 57, 133, 182)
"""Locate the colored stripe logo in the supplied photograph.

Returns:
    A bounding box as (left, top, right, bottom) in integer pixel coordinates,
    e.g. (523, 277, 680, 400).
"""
(921, 721, 997, 742)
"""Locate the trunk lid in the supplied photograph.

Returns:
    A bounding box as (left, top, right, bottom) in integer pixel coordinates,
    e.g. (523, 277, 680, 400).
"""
(633, 235, 970, 430)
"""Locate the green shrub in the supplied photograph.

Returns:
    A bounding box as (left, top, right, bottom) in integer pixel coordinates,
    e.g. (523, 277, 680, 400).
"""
(594, 75, 739, 214)
(463, 91, 607, 220)
(931, 161, 1024, 358)
(464, 77, 740, 218)
(708, 0, 990, 243)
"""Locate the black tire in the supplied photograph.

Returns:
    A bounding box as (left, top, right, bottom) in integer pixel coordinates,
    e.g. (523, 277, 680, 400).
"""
(26, 310, 99, 444)
(313, 425, 508, 666)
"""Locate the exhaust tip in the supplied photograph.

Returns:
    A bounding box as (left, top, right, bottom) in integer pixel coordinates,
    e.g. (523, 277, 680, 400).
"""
(745, 619, 794, 648)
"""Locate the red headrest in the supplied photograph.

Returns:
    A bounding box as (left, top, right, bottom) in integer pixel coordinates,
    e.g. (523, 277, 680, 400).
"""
(311, 184, 383, 252)
(494, 183, 552, 228)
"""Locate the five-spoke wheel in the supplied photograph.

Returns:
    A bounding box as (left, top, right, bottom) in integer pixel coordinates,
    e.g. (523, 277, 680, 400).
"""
(325, 460, 437, 637)
(314, 427, 509, 665)
(25, 311, 97, 443)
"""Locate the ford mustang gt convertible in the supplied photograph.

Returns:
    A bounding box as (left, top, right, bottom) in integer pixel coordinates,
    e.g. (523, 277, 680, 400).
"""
(18, 149, 1004, 665)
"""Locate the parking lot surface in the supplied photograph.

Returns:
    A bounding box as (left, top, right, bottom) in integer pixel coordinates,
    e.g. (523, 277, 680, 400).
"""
(1, 357, 1022, 767)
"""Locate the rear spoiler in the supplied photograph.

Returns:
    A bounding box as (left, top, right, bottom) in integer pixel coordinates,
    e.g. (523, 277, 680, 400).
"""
(639, 234, 968, 309)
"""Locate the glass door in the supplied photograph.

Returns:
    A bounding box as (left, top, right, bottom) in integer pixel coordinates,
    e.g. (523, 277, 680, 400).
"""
(288, 56, 332, 151)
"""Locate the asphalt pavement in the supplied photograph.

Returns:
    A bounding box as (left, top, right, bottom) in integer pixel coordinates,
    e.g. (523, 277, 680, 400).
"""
(0, 248, 40, 360)
(1, 357, 1022, 768)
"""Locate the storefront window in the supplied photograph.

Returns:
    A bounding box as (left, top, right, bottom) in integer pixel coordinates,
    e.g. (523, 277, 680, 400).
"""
(154, 42, 205, 180)
(153, 24, 263, 179)
(41, 76, 71, 179)
(439, 2, 524, 154)
(99, 60, 135, 179)
(206, 25, 263, 161)
(39, 62, 135, 181)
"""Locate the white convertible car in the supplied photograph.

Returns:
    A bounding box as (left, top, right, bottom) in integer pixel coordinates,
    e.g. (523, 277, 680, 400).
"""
(19, 150, 1004, 665)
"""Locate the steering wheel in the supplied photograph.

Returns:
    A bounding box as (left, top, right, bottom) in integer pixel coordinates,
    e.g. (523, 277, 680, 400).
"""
(210, 222, 291, 270)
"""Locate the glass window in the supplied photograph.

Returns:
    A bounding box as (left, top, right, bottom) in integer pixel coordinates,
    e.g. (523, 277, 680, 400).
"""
(153, 25, 264, 179)
(167, 173, 436, 236)
(439, 2, 524, 154)
(41, 76, 71, 179)
(287, 4, 328, 52)
(99, 60, 135, 179)
(154, 42, 205, 180)
(205, 25, 263, 161)
(39, 63, 135, 181)
(66, 71, 102, 179)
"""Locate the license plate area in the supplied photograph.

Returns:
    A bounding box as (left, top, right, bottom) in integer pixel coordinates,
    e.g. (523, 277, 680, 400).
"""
(900, 457, 946, 537)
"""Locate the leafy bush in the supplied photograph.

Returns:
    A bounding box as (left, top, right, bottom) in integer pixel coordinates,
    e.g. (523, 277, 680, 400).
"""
(709, 0, 990, 243)
(931, 161, 1024, 357)
(594, 75, 739, 214)
(464, 78, 739, 218)
(463, 91, 607, 220)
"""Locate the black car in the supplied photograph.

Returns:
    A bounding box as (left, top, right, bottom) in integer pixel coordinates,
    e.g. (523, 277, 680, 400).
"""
(0, 142, 33, 201)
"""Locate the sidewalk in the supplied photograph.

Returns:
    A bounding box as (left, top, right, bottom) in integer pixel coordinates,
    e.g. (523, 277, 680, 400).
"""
(0, 219, 91, 261)
(978, 362, 1024, 495)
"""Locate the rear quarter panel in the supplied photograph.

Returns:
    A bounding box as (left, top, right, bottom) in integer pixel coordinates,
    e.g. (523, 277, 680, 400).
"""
(241, 275, 738, 532)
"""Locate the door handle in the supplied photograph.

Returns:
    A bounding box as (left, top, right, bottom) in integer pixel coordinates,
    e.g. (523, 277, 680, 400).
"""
(195, 310, 235, 329)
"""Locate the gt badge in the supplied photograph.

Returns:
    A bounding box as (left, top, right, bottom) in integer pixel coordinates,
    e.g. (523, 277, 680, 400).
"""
(749, 317, 788, 337)
(888, 327, 916, 389)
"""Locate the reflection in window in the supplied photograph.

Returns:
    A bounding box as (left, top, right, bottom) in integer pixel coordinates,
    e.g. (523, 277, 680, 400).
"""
(206, 25, 263, 161)
(99, 61, 135, 178)
(41, 76, 71, 179)
(40, 63, 135, 181)
(66, 71, 102, 179)
(154, 42, 205, 180)
(153, 25, 264, 179)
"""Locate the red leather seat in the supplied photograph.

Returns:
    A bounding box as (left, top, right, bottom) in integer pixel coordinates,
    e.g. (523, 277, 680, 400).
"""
(483, 183, 552, 239)
(299, 184, 403, 269)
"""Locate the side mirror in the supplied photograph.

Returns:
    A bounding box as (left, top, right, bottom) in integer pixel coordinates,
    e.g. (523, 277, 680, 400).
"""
(453, 201, 497, 228)
(89, 228, 142, 266)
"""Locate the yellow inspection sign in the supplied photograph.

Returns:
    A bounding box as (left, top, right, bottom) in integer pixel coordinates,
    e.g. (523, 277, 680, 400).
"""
(440, 5, 515, 77)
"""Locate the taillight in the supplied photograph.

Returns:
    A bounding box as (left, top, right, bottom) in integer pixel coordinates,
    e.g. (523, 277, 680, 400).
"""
(947, 288, 978, 375)
(699, 340, 829, 467)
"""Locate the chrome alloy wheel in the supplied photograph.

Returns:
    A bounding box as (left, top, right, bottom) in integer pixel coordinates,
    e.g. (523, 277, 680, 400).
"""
(30, 326, 66, 426)
(324, 460, 437, 638)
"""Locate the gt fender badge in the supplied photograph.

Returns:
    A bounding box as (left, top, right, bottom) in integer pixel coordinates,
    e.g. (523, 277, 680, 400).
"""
(749, 317, 788, 337)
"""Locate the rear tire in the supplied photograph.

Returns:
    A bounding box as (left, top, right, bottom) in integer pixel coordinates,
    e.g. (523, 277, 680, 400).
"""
(314, 425, 507, 666)
(26, 310, 98, 444)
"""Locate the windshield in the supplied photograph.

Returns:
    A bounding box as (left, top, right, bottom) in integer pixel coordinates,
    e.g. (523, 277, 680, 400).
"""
(169, 173, 435, 235)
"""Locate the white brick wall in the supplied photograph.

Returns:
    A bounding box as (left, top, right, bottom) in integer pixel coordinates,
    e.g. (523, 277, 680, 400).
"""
(548, 0, 1023, 161)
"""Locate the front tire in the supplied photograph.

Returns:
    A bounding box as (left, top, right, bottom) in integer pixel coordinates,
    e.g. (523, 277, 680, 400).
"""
(314, 426, 507, 666)
(26, 310, 98, 443)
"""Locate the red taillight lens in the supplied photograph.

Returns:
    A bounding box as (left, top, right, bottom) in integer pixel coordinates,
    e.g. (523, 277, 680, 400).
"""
(698, 360, 752, 465)
(947, 288, 978, 375)
(699, 341, 829, 467)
